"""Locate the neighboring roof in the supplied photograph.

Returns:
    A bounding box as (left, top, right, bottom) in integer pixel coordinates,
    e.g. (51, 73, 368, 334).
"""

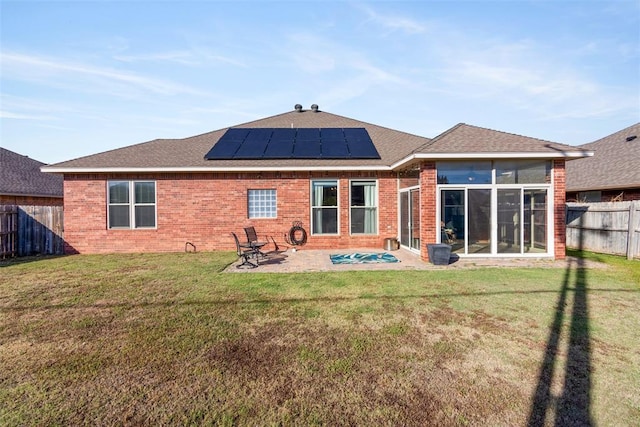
(566, 122, 640, 192)
(0, 147, 63, 198)
(42, 108, 591, 174)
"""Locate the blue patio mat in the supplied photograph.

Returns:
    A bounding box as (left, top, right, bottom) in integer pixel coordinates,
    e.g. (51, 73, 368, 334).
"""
(329, 252, 400, 264)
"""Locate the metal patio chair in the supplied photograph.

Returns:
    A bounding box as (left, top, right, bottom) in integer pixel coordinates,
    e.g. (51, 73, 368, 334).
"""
(244, 226, 268, 258)
(232, 232, 259, 268)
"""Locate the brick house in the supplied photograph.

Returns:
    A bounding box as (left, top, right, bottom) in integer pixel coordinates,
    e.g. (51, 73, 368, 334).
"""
(566, 122, 640, 202)
(1, 147, 63, 206)
(42, 106, 591, 260)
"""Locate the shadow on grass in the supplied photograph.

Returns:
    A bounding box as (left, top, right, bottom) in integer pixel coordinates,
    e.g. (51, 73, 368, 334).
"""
(528, 216, 593, 426)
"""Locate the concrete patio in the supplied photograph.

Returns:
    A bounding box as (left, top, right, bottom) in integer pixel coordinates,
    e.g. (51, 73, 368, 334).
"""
(224, 246, 583, 273)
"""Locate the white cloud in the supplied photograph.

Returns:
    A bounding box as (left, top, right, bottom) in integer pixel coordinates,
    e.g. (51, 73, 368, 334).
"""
(2, 51, 203, 96)
(0, 110, 55, 120)
(114, 49, 247, 68)
(357, 3, 427, 34)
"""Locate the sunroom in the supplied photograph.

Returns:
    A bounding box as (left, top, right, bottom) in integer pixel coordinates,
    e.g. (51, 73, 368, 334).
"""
(436, 160, 552, 257)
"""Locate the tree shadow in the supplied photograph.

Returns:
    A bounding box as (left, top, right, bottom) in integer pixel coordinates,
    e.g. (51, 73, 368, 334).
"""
(528, 213, 593, 426)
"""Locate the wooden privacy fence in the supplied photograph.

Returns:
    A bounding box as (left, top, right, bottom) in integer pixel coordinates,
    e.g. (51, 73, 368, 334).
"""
(0, 205, 64, 258)
(0, 205, 18, 258)
(566, 201, 640, 260)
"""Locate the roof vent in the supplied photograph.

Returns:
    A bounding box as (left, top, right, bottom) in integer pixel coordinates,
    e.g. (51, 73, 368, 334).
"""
(294, 104, 303, 112)
(626, 135, 637, 142)
(311, 104, 319, 112)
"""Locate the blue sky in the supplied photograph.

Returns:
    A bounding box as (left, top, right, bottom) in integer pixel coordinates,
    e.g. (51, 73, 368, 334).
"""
(1, 0, 639, 164)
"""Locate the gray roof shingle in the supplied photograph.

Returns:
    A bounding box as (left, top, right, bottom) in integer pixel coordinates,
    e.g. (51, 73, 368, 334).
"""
(566, 122, 640, 192)
(42, 109, 590, 173)
(0, 147, 63, 198)
(416, 123, 585, 154)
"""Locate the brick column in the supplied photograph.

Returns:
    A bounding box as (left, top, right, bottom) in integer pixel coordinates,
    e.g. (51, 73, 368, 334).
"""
(553, 160, 566, 260)
(420, 162, 437, 261)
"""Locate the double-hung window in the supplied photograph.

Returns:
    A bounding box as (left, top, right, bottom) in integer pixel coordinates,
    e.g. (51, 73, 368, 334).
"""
(311, 180, 338, 234)
(107, 181, 156, 229)
(350, 180, 377, 234)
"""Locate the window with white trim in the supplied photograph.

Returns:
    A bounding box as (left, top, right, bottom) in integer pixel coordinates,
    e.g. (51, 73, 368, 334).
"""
(248, 189, 277, 218)
(311, 180, 338, 234)
(107, 181, 156, 229)
(350, 180, 378, 234)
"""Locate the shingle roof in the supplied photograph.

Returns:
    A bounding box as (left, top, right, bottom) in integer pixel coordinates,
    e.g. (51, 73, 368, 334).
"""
(566, 122, 640, 192)
(0, 147, 63, 198)
(45, 109, 430, 171)
(42, 109, 590, 173)
(415, 123, 585, 154)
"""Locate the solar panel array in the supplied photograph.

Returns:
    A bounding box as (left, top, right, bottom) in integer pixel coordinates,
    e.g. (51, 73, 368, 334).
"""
(204, 128, 380, 160)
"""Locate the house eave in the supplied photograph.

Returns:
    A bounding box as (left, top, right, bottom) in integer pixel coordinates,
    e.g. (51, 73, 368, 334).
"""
(41, 165, 392, 174)
(0, 192, 63, 199)
(390, 151, 594, 171)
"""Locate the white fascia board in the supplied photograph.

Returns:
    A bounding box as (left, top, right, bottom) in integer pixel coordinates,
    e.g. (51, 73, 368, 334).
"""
(41, 165, 390, 174)
(390, 151, 593, 170)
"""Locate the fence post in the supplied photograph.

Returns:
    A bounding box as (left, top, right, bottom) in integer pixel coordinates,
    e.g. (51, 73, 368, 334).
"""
(628, 201, 638, 260)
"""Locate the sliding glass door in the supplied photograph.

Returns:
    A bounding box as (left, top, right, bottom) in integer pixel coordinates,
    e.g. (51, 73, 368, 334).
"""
(400, 188, 420, 250)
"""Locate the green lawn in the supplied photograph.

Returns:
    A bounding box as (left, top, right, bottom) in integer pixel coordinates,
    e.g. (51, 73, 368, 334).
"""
(1, 251, 638, 426)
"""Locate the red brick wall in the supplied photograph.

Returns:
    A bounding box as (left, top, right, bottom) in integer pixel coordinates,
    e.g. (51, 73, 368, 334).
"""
(0, 195, 63, 206)
(63, 171, 399, 254)
(553, 160, 566, 260)
(419, 162, 437, 262)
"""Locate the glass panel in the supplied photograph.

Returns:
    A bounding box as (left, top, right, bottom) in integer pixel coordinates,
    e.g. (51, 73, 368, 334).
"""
(468, 189, 491, 253)
(524, 189, 547, 252)
(109, 205, 130, 228)
(441, 190, 465, 253)
(411, 189, 420, 250)
(248, 189, 277, 218)
(351, 183, 366, 207)
(109, 181, 129, 203)
(495, 160, 551, 184)
(498, 189, 522, 253)
(312, 180, 338, 234)
(312, 207, 337, 234)
(312, 181, 337, 207)
(400, 192, 410, 247)
(351, 208, 377, 234)
(135, 206, 156, 228)
(437, 161, 492, 185)
(134, 182, 155, 203)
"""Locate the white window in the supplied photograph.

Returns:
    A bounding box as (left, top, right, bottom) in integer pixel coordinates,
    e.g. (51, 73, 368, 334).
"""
(248, 189, 277, 218)
(311, 180, 338, 234)
(107, 181, 156, 229)
(350, 180, 378, 234)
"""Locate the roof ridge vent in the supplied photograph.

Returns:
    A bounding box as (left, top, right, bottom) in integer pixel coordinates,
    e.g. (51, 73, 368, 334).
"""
(310, 104, 319, 112)
(294, 104, 303, 112)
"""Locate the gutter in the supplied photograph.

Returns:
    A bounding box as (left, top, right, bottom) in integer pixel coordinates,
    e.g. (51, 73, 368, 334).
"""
(42, 150, 594, 174)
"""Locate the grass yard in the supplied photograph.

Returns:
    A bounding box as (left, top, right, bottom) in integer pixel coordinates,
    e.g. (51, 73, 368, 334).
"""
(1, 250, 638, 426)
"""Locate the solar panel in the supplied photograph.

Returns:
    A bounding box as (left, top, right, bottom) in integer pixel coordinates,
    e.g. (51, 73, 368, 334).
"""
(204, 138, 241, 159)
(293, 139, 322, 158)
(264, 139, 294, 158)
(204, 127, 380, 160)
(223, 128, 251, 141)
(348, 138, 379, 159)
(234, 137, 269, 159)
(296, 128, 320, 141)
(345, 128, 379, 158)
